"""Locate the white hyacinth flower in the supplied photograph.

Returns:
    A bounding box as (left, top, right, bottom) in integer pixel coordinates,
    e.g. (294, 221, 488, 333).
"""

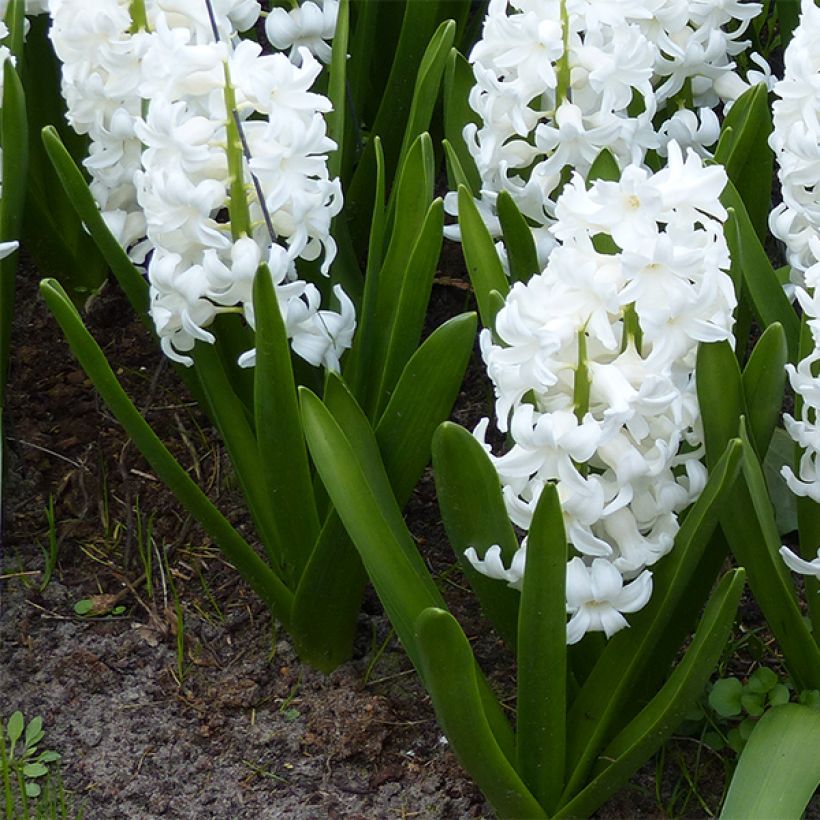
(265, 0, 338, 65)
(779, 546, 820, 579)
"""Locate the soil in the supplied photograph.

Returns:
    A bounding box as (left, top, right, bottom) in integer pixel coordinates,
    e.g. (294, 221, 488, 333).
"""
(0, 254, 799, 819)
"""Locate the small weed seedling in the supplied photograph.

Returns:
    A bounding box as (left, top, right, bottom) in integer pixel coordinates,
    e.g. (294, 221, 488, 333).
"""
(0, 712, 60, 817)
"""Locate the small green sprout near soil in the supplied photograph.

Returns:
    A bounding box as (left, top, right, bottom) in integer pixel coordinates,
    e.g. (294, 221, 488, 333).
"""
(0, 711, 83, 820)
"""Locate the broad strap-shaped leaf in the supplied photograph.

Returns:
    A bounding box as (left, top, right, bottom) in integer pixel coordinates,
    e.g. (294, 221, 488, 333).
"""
(377, 313, 477, 504)
(741, 322, 787, 459)
(697, 339, 745, 469)
(293, 316, 476, 669)
(300, 386, 516, 761)
(433, 421, 521, 646)
(714, 83, 773, 241)
(719, 704, 820, 820)
(0, 59, 27, 406)
(253, 264, 320, 585)
(415, 608, 548, 820)
(394, 19, 456, 185)
(563, 439, 741, 797)
(326, 0, 349, 182)
(458, 184, 509, 327)
(40, 279, 293, 624)
(4, 0, 24, 63)
(497, 190, 539, 284)
(443, 48, 481, 194)
(722, 181, 800, 360)
(557, 569, 745, 817)
(373, 198, 444, 415)
(722, 421, 820, 691)
(516, 483, 567, 813)
(192, 341, 284, 574)
(41, 126, 148, 318)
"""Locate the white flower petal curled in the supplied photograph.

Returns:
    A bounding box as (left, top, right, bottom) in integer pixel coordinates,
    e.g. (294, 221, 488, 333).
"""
(779, 545, 820, 579)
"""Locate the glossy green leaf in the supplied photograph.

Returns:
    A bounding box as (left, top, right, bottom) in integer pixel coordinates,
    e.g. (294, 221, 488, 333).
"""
(0, 59, 26, 406)
(696, 340, 745, 469)
(293, 315, 476, 670)
(563, 438, 741, 796)
(378, 313, 477, 505)
(326, 0, 349, 181)
(763, 427, 798, 537)
(722, 421, 820, 691)
(39, 278, 293, 625)
(558, 569, 745, 817)
(497, 190, 539, 284)
(41, 126, 148, 318)
(374, 198, 444, 415)
(720, 704, 820, 819)
(443, 48, 481, 194)
(443, 139, 473, 193)
(714, 83, 773, 241)
(432, 422, 521, 646)
(4, 0, 24, 64)
(253, 264, 320, 585)
(516, 483, 567, 812)
(300, 386, 516, 760)
(458, 184, 509, 327)
(191, 342, 284, 571)
(415, 608, 548, 820)
(394, 19, 456, 184)
(741, 322, 787, 459)
(775, 0, 800, 48)
(722, 182, 799, 360)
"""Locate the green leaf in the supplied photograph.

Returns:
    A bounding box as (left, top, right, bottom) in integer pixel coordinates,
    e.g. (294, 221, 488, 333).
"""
(415, 608, 548, 820)
(697, 340, 745, 469)
(40, 279, 294, 626)
(374, 198, 444, 415)
(253, 264, 320, 585)
(516, 483, 567, 812)
(709, 678, 744, 717)
(747, 667, 778, 694)
(741, 323, 787, 459)
(720, 704, 820, 819)
(721, 183, 800, 360)
(41, 126, 148, 318)
(433, 422, 521, 646)
(714, 83, 773, 241)
(4, 0, 24, 64)
(377, 313, 477, 505)
(6, 711, 23, 747)
(292, 315, 476, 670)
(24, 782, 40, 799)
(741, 692, 765, 717)
(458, 184, 509, 327)
(721, 421, 820, 691)
(587, 148, 620, 182)
(563, 438, 742, 796)
(0, 59, 26, 406)
(497, 190, 539, 284)
(300, 386, 516, 761)
(22, 763, 47, 779)
(394, 19, 456, 184)
(326, 0, 348, 182)
(762, 428, 798, 537)
(73, 599, 93, 616)
(557, 569, 745, 817)
(443, 48, 481, 194)
(24, 717, 42, 749)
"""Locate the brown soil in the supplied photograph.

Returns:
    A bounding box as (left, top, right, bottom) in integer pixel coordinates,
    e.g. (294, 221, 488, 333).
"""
(0, 255, 780, 819)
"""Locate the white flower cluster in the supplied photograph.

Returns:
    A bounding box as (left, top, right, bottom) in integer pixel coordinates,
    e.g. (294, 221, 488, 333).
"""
(48, 0, 354, 369)
(450, 0, 767, 263)
(265, 0, 339, 65)
(466, 145, 736, 643)
(772, 1, 820, 518)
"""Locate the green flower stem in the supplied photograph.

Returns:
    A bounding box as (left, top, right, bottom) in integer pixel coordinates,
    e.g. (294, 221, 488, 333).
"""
(556, 0, 571, 107)
(40, 279, 294, 626)
(128, 0, 149, 32)
(222, 64, 252, 241)
(574, 328, 591, 422)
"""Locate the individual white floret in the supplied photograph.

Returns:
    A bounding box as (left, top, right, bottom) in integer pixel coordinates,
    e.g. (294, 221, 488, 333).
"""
(265, 0, 338, 65)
